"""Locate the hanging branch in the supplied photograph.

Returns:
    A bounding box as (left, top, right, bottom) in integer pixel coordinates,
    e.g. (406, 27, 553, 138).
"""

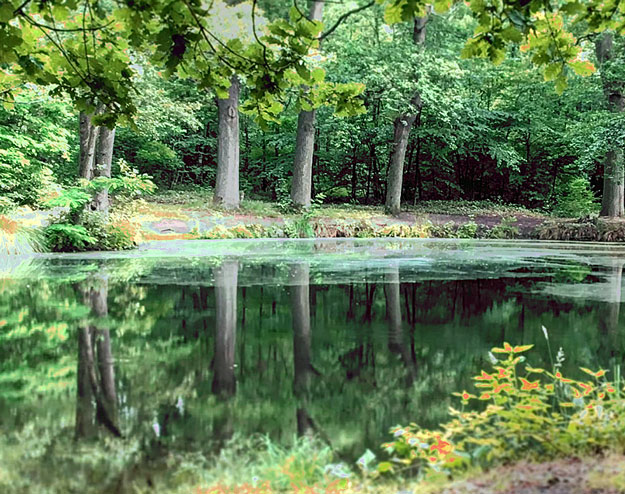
(319, 0, 375, 41)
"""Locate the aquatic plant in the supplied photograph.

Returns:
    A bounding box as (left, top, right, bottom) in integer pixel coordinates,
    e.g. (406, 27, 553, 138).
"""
(378, 343, 625, 478)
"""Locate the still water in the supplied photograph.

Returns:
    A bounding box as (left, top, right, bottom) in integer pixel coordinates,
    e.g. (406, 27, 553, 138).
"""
(2, 239, 625, 471)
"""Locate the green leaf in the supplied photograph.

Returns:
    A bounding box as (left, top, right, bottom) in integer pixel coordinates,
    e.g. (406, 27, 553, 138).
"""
(501, 26, 523, 43)
(311, 68, 325, 83)
(544, 62, 562, 82)
(569, 60, 595, 77)
(554, 74, 568, 94)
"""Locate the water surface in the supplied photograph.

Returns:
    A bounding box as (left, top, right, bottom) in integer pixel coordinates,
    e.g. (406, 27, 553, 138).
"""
(2, 239, 625, 473)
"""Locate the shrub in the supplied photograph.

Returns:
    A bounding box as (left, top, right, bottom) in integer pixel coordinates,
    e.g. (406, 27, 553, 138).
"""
(43, 163, 155, 252)
(488, 216, 520, 239)
(44, 223, 96, 252)
(554, 177, 599, 218)
(455, 220, 479, 239)
(377, 343, 625, 479)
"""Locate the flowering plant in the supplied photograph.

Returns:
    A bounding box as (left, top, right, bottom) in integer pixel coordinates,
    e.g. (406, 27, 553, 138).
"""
(380, 342, 625, 476)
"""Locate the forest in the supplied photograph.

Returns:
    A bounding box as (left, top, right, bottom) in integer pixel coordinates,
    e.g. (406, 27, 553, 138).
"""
(1, 0, 625, 253)
(4, 1, 625, 494)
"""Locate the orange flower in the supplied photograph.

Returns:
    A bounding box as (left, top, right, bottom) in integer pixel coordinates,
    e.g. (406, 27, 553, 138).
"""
(516, 405, 534, 410)
(545, 384, 554, 391)
(519, 378, 540, 391)
(479, 393, 492, 400)
(452, 390, 476, 401)
(497, 368, 508, 379)
(580, 367, 608, 378)
(513, 344, 534, 353)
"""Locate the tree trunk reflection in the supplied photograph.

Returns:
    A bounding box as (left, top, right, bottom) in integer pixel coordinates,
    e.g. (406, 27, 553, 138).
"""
(385, 266, 416, 385)
(75, 276, 120, 439)
(599, 259, 624, 358)
(291, 263, 315, 436)
(212, 260, 239, 397)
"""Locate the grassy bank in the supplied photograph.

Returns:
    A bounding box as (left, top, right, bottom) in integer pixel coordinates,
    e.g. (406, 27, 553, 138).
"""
(7, 191, 625, 253)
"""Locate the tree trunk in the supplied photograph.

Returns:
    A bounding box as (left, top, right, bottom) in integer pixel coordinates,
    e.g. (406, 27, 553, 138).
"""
(214, 76, 240, 209)
(597, 34, 625, 217)
(212, 260, 239, 396)
(78, 111, 100, 180)
(93, 126, 116, 213)
(384, 16, 427, 215)
(291, 0, 325, 209)
(601, 150, 625, 217)
(76, 277, 120, 438)
(386, 108, 418, 215)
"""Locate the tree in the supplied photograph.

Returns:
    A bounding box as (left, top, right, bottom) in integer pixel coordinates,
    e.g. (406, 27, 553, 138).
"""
(291, 1, 325, 210)
(596, 34, 625, 217)
(384, 14, 427, 215)
(214, 76, 241, 209)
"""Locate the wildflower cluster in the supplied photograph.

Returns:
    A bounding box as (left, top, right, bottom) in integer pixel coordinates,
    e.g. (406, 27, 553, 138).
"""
(381, 342, 625, 476)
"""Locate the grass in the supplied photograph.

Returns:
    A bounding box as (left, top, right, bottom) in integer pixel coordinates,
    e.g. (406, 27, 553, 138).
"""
(0, 215, 44, 256)
(407, 199, 543, 217)
(145, 189, 540, 220)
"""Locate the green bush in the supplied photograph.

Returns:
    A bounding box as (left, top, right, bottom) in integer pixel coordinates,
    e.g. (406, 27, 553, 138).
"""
(554, 178, 599, 218)
(488, 216, 520, 239)
(43, 163, 155, 252)
(44, 223, 96, 252)
(456, 220, 479, 238)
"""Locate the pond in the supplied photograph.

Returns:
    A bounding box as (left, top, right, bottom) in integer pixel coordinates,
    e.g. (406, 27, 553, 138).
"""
(2, 238, 625, 488)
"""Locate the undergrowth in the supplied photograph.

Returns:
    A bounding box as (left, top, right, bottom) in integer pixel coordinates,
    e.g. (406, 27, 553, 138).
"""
(0, 215, 44, 255)
(374, 339, 625, 482)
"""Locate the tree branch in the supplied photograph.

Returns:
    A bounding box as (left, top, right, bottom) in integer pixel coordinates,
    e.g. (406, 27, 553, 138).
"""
(319, 0, 375, 41)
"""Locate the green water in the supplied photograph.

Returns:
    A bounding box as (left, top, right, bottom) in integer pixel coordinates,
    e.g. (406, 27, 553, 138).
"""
(2, 239, 625, 483)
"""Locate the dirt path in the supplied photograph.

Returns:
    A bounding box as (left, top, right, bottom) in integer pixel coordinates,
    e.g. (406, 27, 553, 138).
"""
(438, 455, 625, 494)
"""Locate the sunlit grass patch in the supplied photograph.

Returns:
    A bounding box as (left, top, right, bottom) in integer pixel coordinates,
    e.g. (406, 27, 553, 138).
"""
(0, 215, 44, 256)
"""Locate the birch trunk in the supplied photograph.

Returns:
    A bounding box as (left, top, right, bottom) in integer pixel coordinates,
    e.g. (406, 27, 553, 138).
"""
(214, 77, 240, 209)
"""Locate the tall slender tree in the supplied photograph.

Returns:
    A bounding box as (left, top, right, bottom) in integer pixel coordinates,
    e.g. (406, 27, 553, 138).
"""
(385, 15, 428, 215)
(291, 1, 325, 209)
(596, 34, 625, 217)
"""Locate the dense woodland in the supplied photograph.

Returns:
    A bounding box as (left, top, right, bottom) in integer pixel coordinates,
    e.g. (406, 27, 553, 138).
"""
(1, 0, 625, 224)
